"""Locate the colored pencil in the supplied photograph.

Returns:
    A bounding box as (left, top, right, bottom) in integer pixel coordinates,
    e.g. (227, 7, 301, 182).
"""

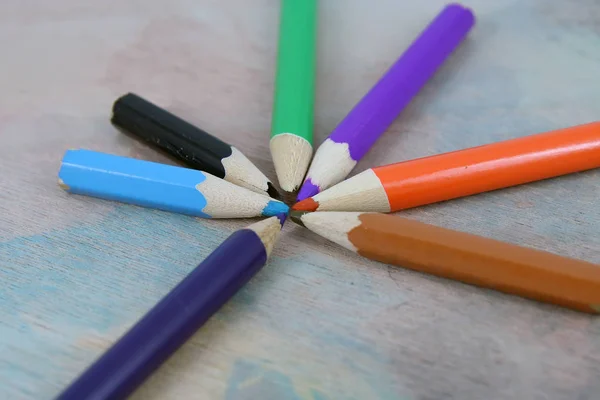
(58, 149, 289, 218)
(291, 211, 600, 313)
(270, 0, 318, 194)
(296, 3, 475, 201)
(56, 215, 286, 400)
(112, 93, 281, 199)
(293, 121, 600, 213)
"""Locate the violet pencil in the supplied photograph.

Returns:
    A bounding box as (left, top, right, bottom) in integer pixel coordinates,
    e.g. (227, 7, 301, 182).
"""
(56, 215, 286, 400)
(297, 3, 475, 200)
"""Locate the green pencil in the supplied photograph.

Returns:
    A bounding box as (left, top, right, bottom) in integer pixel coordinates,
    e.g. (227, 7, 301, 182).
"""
(270, 0, 318, 194)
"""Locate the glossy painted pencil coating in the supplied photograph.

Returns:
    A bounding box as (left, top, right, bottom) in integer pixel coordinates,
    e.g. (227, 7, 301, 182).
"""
(270, 0, 318, 193)
(296, 3, 475, 201)
(112, 93, 280, 199)
(293, 121, 600, 213)
(56, 215, 286, 400)
(291, 211, 600, 313)
(58, 150, 289, 218)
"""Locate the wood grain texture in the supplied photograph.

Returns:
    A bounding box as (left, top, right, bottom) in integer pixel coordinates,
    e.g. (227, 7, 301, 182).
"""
(0, 0, 599, 399)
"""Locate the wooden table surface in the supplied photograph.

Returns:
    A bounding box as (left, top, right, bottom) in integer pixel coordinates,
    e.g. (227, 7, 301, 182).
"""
(1, 1, 600, 399)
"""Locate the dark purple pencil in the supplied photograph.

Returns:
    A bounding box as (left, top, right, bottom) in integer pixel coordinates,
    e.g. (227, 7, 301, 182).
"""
(56, 214, 286, 400)
(297, 3, 475, 201)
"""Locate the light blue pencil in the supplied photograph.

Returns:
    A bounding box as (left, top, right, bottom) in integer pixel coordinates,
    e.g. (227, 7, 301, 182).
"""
(58, 149, 289, 218)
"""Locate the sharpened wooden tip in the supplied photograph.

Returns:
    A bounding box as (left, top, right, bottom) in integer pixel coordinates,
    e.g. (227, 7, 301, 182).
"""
(292, 197, 318, 212)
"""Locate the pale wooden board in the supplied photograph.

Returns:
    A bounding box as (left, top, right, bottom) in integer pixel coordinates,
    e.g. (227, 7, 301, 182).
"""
(1, 0, 600, 399)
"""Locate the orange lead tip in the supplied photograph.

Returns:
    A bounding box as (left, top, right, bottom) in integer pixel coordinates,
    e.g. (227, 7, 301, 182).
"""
(292, 197, 318, 212)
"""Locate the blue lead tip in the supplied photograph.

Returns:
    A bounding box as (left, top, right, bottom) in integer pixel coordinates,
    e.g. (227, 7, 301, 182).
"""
(262, 200, 289, 217)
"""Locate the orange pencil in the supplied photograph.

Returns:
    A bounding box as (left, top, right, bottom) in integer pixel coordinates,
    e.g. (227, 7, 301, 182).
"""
(293, 121, 600, 212)
(290, 211, 600, 313)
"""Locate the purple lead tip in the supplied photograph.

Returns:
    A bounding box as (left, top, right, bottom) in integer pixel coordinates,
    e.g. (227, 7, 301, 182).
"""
(275, 212, 288, 226)
(296, 179, 320, 202)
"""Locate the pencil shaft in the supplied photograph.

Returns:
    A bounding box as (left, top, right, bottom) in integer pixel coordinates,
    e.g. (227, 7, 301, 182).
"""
(297, 121, 600, 213)
(294, 211, 600, 313)
(297, 4, 474, 200)
(56, 229, 267, 400)
(377, 121, 600, 210)
(271, 0, 317, 143)
(112, 93, 278, 198)
(350, 213, 600, 313)
(58, 150, 288, 218)
(329, 4, 474, 159)
(112, 93, 231, 177)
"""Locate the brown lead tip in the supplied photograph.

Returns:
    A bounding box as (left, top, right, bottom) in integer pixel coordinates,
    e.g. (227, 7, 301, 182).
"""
(289, 210, 308, 227)
(281, 190, 298, 206)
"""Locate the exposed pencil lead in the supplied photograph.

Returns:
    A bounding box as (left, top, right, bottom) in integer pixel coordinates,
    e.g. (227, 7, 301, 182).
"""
(276, 212, 288, 226)
(263, 200, 289, 217)
(267, 182, 283, 200)
(296, 178, 320, 201)
(289, 210, 308, 227)
(278, 190, 297, 207)
(292, 197, 318, 212)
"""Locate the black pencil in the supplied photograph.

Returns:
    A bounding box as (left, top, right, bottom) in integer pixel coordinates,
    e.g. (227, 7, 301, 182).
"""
(111, 93, 280, 199)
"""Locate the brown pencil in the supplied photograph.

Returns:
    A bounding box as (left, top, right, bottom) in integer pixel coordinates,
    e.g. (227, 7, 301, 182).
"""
(290, 211, 600, 313)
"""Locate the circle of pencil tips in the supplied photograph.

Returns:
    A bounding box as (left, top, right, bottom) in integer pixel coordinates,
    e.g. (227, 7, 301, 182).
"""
(55, 3, 600, 400)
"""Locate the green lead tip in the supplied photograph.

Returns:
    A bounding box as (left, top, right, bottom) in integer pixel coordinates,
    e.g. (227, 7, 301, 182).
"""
(289, 210, 308, 227)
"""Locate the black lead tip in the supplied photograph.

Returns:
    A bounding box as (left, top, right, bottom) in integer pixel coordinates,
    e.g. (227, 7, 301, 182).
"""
(267, 182, 283, 200)
(289, 210, 308, 227)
